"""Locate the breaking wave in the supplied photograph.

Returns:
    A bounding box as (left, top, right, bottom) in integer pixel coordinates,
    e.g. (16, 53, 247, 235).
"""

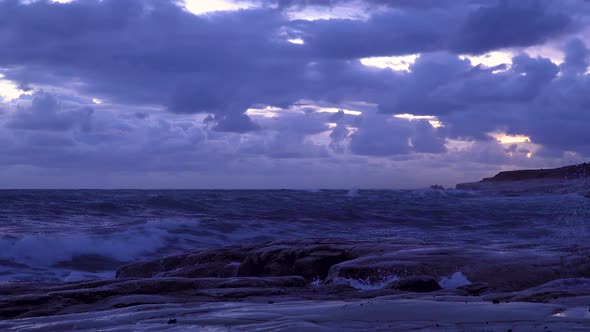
(1, 189, 589, 281)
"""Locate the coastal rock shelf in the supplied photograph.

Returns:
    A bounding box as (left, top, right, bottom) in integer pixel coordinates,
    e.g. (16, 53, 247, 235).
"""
(2, 239, 590, 330)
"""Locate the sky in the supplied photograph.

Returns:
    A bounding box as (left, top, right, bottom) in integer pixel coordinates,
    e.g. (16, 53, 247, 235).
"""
(0, 0, 589, 189)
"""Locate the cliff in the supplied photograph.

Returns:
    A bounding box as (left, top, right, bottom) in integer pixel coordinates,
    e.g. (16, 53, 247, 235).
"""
(456, 163, 590, 194)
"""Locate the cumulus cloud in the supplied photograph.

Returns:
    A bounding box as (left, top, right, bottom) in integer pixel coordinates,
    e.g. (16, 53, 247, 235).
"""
(0, 0, 588, 187)
(7, 92, 93, 131)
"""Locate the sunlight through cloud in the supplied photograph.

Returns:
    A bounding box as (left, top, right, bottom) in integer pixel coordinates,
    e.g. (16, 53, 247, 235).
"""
(394, 114, 444, 128)
(460, 51, 513, 72)
(0, 75, 30, 102)
(313, 107, 362, 116)
(360, 55, 419, 72)
(286, 2, 374, 21)
(490, 133, 531, 144)
(287, 38, 305, 45)
(246, 106, 282, 118)
(183, 0, 255, 15)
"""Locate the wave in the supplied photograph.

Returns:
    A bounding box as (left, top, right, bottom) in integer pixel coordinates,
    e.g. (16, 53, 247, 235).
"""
(331, 272, 471, 290)
(0, 229, 168, 268)
(346, 188, 359, 198)
(0, 216, 309, 281)
(405, 188, 483, 200)
(2, 189, 589, 282)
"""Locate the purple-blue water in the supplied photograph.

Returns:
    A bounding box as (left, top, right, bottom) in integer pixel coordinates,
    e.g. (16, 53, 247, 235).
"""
(1, 189, 588, 281)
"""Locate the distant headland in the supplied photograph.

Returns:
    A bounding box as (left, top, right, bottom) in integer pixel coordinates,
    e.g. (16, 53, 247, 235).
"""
(456, 163, 590, 194)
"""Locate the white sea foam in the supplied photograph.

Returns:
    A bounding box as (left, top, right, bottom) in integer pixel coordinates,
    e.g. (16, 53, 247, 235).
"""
(0, 219, 205, 267)
(346, 188, 359, 197)
(332, 272, 471, 291)
(330, 276, 400, 290)
(0, 231, 166, 266)
(439, 272, 471, 289)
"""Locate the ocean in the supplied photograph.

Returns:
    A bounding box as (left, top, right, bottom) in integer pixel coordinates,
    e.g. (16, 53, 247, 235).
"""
(1, 189, 588, 282)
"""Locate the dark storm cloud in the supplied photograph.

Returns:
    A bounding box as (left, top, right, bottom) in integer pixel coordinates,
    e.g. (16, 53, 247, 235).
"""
(348, 116, 446, 156)
(272, 0, 486, 10)
(296, 0, 576, 58)
(561, 38, 590, 75)
(7, 92, 93, 131)
(451, 0, 573, 54)
(0, 0, 583, 131)
(0, 0, 589, 188)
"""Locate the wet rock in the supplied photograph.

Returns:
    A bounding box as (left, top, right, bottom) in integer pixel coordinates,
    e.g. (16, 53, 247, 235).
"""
(118, 240, 410, 282)
(237, 240, 363, 280)
(326, 245, 590, 292)
(200, 287, 287, 299)
(6, 240, 590, 322)
(118, 240, 590, 292)
(385, 275, 442, 293)
(55, 254, 126, 273)
(457, 282, 491, 296)
(116, 245, 255, 278)
(116, 255, 187, 278)
(487, 278, 590, 303)
(0, 276, 307, 319)
(325, 247, 462, 284)
(48, 277, 306, 302)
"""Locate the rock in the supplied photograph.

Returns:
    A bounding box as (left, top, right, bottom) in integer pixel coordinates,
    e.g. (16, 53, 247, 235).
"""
(482, 163, 590, 182)
(116, 245, 256, 278)
(430, 185, 445, 190)
(325, 247, 463, 285)
(55, 254, 126, 273)
(457, 282, 491, 296)
(385, 275, 442, 293)
(325, 245, 590, 293)
(236, 240, 365, 280)
(455, 163, 590, 193)
(118, 240, 405, 281)
(167, 319, 177, 324)
(0, 276, 307, 319)
(486, 278, 590, 303)
(5, 239, 590, 321)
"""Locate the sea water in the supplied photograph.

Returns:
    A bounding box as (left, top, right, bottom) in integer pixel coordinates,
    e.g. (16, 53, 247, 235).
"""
(1, 189, 588, 281)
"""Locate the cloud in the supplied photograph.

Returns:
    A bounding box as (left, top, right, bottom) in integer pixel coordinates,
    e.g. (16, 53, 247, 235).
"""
(561, 37, 590, 75)
(346, 111, 446, 156)
(0, 0, 588, 187)
(451, 0, 573, 54)
(7, 92, 93, 131)
(0, 1, 582, 123)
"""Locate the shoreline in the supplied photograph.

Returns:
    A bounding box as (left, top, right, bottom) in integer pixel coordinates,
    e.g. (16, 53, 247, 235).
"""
(2, 239, 590, 330)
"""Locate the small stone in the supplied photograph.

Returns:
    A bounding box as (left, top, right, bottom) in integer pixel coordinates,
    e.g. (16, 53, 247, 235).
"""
(167, 319, 177, 324)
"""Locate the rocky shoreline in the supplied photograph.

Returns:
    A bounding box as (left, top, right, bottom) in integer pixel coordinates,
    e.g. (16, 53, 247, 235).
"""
(2, 239, 590, 330)
(456, 163, 590, 194)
